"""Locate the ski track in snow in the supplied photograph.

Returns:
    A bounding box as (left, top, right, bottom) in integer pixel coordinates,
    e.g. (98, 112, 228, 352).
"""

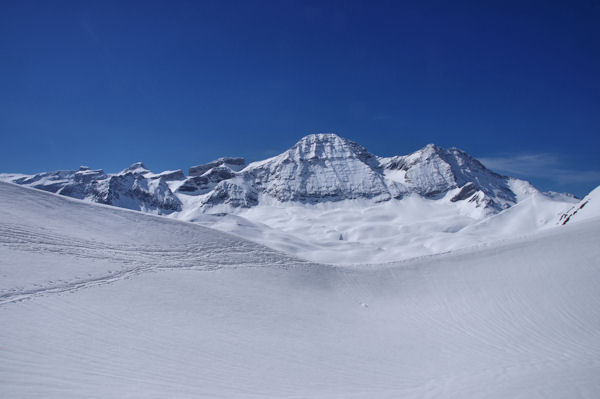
(0, 183, 310, 305)
(0, 220, 306, 304)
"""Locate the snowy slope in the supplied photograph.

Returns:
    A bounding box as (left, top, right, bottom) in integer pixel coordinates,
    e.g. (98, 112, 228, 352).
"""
(0, 182, 308, 300)
(1, 181, 600, 398)
(559, 185, 600, 225)
(188, 191, 575, 264)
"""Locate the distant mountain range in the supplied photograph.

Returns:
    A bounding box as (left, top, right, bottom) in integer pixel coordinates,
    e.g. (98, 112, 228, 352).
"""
(0, 133, 568, 215)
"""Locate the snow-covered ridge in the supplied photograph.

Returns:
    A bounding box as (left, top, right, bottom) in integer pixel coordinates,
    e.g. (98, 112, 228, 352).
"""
(0, 133, 551, 214)
(559, 185, 600, 225)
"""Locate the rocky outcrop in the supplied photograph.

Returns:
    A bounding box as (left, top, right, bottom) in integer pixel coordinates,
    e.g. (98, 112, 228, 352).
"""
(189, 157, 245, 176)
(8, 163, 181, 214)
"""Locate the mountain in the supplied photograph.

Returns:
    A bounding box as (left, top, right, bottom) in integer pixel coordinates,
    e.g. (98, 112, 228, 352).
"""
(378, 142, 527, 210)
(179, 134, 535, 211)
(7, 163, 183, 214)
(0, 133, 546, 215)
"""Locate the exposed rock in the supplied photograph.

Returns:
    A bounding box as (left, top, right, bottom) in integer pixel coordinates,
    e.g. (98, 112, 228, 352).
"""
(189, 157, 245, 176)
(7, 164, 181, 214)
(148, 169, 185, 181)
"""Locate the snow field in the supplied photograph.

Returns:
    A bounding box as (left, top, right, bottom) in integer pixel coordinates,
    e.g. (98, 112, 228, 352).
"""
(1, 181, 600, 398)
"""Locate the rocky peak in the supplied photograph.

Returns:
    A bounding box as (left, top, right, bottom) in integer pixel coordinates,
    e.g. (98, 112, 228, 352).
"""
(119, 162, 150, 175)
(380, 143, 519, 209)
(283, 133, 375, 164)
(233, 133, 389, 203)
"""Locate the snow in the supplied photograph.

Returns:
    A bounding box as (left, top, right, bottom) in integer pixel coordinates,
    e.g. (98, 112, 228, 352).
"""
(187, 191, 575, 264)
(1, 181, 600, 398)
(559, 185, 600, 225)
(0, 182, 306, 297)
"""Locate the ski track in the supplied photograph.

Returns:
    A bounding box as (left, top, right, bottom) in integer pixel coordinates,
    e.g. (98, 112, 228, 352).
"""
(0, 219, 310, 305)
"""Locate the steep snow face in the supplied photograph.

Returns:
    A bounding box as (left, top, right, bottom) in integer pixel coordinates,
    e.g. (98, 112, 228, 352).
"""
(5, 163, 183, 214)
(559, 185, 600, 225)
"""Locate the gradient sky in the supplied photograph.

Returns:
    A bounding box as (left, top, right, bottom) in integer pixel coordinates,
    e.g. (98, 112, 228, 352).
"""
(1, 0, 599, 196)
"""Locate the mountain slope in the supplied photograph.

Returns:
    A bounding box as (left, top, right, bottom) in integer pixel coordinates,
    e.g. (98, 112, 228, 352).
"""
(559, 185, 600, 225)
(1, 181, 599, 398)
(7, 163, 183, 214)
(380, 143, 522, 210)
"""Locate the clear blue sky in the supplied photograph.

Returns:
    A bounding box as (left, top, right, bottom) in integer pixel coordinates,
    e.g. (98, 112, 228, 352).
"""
(1, 0, 599, 196)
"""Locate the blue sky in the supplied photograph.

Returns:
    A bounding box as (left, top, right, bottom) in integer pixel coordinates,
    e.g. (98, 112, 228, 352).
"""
(1, 0, 599, 196)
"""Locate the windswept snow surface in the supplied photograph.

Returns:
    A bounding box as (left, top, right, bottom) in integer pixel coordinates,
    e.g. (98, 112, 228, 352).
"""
(1, 181, 600, 398)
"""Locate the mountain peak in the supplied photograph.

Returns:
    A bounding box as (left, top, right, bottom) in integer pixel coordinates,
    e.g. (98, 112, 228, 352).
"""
(286, 133, 372, 163)
(295, 133, 343, 144)
(120, 162, 149, 175)
(423, 143, 443, 151)
(411, 143, 448, 158)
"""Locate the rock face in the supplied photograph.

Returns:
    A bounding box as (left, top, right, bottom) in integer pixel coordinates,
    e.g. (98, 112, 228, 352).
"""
(239, 133, 391, 203)
(1, 133, 547, 214)
(379, 143, 519, 210)
(189, 157, 245, 176)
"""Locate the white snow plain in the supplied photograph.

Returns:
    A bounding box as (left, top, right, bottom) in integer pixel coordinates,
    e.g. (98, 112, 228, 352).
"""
(1, 181, 600, 398)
